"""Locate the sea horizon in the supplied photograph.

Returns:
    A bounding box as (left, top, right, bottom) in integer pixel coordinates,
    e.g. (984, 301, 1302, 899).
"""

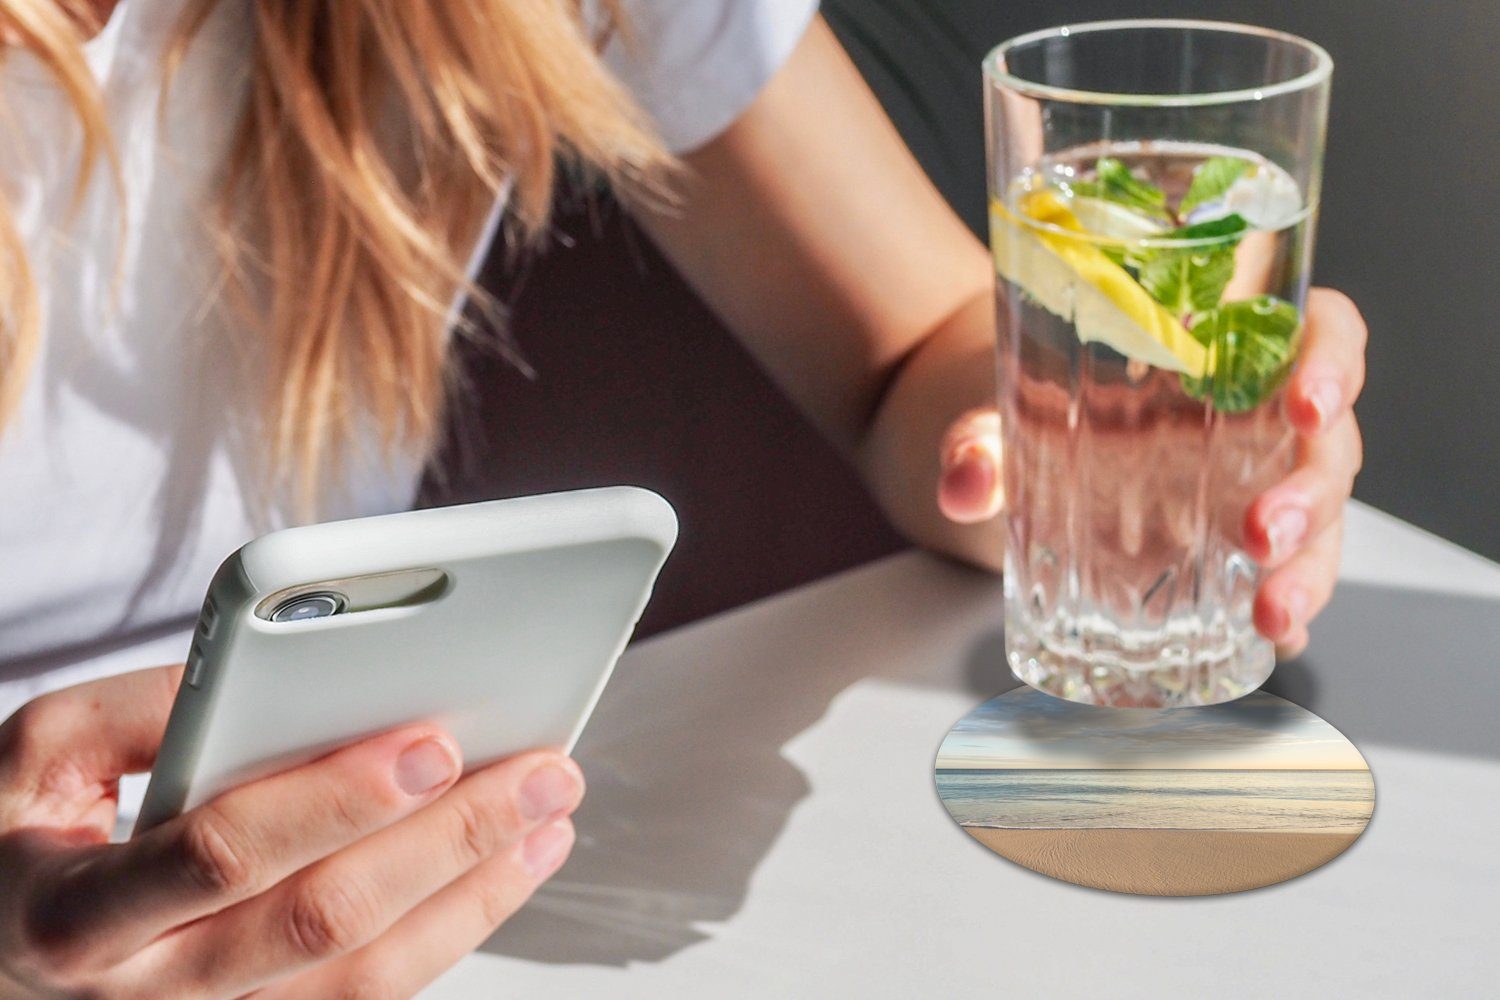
(958, 823, 1362, 833)
(936, 766, 1375, 833)
(936, 773, 1374, 779)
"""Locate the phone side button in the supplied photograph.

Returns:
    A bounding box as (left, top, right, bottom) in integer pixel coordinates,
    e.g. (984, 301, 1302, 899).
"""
(185, 643, 205, 689)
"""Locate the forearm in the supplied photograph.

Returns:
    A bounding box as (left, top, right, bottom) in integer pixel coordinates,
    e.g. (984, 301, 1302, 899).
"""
(631, 14, 1006, 571)
(854, 287, 1004, 572)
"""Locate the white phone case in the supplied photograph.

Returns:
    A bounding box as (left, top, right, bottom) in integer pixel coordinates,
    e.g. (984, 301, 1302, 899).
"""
(133, 486, 676, 835)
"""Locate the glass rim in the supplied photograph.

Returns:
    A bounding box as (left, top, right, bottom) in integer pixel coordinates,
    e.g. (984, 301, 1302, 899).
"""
(984, 18, 1333, 107)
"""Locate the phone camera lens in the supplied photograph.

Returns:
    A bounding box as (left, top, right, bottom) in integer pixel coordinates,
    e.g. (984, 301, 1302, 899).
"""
(269, 592, 346, 623)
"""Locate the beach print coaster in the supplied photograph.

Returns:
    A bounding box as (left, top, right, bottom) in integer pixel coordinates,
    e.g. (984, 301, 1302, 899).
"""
(935, 688, 1374, 896)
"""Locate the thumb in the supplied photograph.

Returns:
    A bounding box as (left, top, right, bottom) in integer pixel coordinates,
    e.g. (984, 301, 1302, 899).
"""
(3, 664, 184, 784)
(937, 407, 1003, 524)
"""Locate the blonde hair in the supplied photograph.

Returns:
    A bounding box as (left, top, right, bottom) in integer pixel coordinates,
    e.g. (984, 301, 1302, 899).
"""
(0, 0, 672, 510)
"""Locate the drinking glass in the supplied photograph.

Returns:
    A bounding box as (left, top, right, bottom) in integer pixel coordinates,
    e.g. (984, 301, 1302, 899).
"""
(985, 20, 1332, 706)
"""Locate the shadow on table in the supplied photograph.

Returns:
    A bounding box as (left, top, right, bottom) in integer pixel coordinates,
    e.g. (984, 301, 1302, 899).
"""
(1264, 581, 1500, 761)
(481, 554, 998, 967)
(968, 582, 1500, 762)
(481, 564, 1498, 967)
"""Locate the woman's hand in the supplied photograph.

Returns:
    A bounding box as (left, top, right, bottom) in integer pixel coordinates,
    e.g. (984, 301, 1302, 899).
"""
(0, 665, 582, 999)
(1242, 289, 1367, 655)
(938, 287, 1367, 657)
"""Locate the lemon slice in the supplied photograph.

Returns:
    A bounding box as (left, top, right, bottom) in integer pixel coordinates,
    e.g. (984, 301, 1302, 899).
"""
(990, 190, 1208, 378)
(1068, 195, 1168, 241)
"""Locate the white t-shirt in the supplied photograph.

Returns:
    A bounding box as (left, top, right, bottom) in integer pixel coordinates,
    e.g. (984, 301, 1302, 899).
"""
(0, 0, 819, 721)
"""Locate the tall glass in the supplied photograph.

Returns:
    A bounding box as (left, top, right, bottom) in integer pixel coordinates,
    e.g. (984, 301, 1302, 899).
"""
(985, 21, 1332, 707)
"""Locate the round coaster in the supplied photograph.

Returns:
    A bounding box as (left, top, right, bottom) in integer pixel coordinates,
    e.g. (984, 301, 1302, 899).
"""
(935, 688, 1374, 896)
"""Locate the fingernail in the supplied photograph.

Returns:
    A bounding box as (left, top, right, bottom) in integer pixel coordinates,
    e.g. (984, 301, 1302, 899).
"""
(522, 819, 575, 879)
(395, 738, 458, 796)
(1266, 505, 1308, 560)
(940, 443, 999, 519)
(519, 760, 584, 821)
(943, 439, 992, 474)
(942, 451, 993, 493)
(1283, 587, 1311, 631)
(1307, 379, 1342, 428)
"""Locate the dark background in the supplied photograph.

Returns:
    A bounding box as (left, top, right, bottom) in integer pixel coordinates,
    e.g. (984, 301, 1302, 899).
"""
(423, 2, 1499, 634)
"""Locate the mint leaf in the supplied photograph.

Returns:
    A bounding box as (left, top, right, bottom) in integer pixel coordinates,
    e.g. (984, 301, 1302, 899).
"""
(1180, 296, 1302, 412)
(1135, 215, 1249, 315)
(1099, 244, 1131, 270)
(1171, 215, 1251, 243)
(1139, 251, 1233, 315)
(1073, 157, 1170, 219)
(1179, 156, 1253, 217)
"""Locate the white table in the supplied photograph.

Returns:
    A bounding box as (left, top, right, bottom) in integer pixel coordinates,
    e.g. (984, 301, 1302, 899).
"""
(423, 501, 1500, 998)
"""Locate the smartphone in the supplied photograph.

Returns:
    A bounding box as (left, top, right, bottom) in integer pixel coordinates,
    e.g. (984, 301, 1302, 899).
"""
(133, 486, 677, 835)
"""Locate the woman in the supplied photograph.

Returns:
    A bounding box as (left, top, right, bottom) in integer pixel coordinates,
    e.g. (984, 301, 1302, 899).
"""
(0, 1, 1365, 995)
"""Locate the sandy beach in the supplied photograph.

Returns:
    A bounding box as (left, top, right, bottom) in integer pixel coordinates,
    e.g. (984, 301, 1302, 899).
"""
(965, 827, 1362, 896)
